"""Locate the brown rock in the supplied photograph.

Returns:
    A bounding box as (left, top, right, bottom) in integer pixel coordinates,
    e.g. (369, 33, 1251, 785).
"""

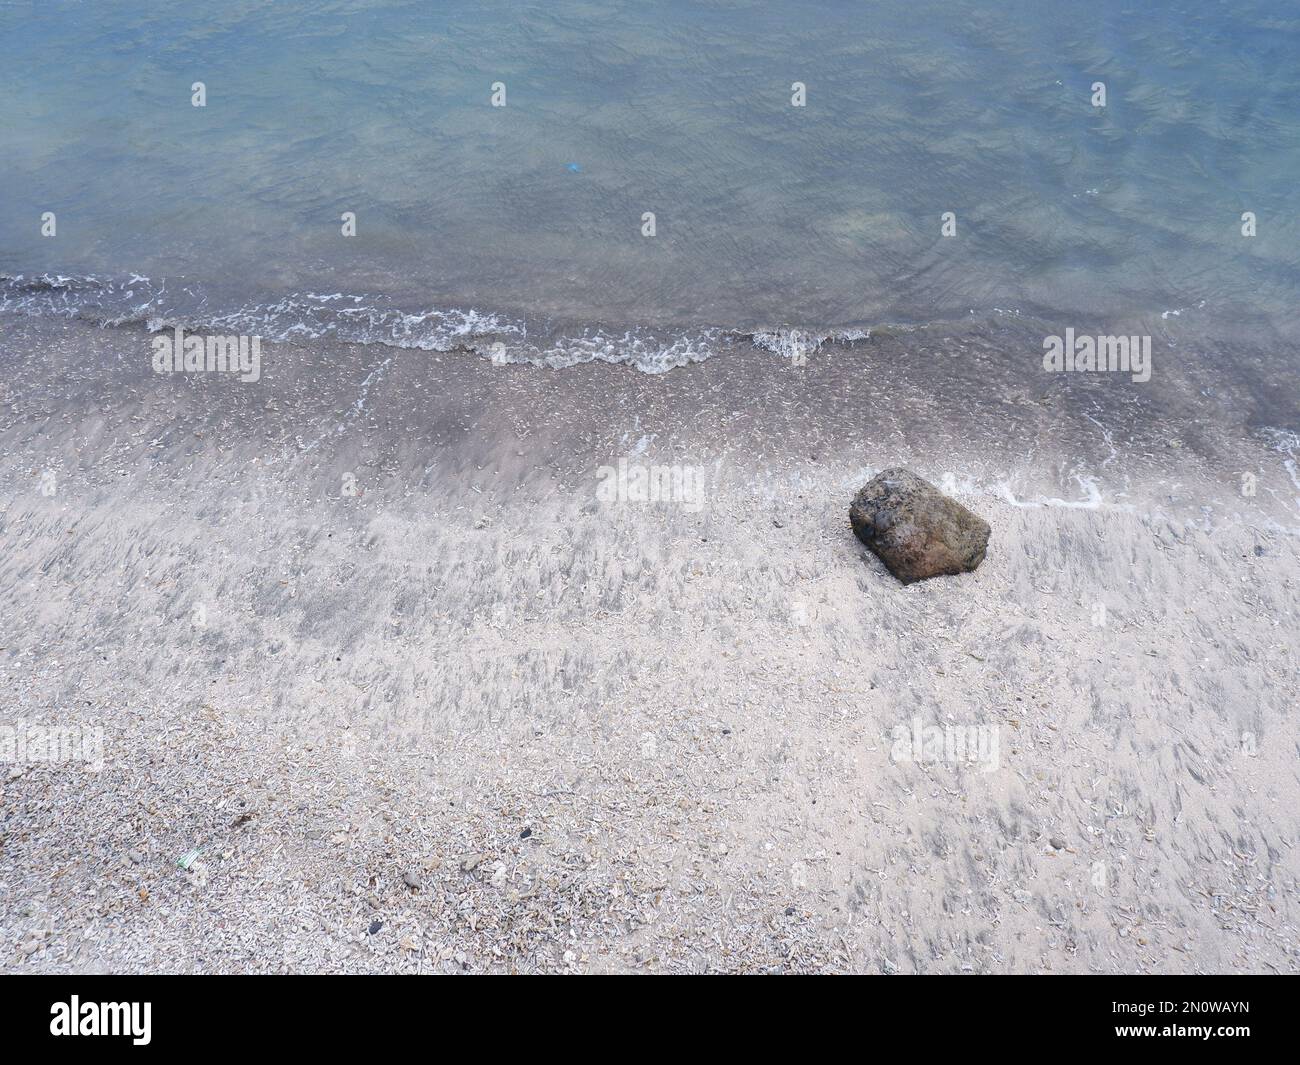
(849, 468, 990, 583)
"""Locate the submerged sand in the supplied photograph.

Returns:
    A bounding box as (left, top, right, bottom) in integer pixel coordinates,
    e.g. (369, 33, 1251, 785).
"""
(1, 314, 1297, 973)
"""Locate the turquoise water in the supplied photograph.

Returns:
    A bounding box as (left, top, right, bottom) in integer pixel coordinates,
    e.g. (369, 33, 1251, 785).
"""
(2, 0, 1300, 361)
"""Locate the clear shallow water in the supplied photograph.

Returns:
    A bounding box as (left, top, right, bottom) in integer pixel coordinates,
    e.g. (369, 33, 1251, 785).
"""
(2, 0, 1300, 358)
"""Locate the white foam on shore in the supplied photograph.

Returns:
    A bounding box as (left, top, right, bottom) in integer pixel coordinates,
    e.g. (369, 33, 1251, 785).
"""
(995, 473, 1106, 510)
(748, 327, 872, 362)
(0, 273, 888, 375)
(1260, 426, 1300, 515)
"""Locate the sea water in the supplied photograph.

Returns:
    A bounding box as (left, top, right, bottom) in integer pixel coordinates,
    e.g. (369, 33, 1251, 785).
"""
(1, 0, 1298, 374)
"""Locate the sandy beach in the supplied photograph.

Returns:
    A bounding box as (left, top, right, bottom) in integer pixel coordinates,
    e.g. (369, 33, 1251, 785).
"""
(0, 313, 1296, 973)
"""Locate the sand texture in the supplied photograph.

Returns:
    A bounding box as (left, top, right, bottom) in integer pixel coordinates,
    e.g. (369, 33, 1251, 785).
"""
(1, 316, 1297, 973)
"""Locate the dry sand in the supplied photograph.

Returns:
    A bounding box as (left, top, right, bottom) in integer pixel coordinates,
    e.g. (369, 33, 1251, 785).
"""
(1, 314, 1297, 973)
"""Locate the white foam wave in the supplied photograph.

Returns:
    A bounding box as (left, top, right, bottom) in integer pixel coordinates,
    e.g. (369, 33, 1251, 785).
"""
(747, 327, 871, 362)
(995, 474, 1106, 510)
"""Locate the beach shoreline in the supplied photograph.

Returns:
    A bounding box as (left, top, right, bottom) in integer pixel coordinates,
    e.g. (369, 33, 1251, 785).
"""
(1, 314, 1297, 973)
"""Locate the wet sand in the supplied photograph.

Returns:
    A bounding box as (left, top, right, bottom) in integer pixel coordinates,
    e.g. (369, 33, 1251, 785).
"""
(1, 314, 1297, 973)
